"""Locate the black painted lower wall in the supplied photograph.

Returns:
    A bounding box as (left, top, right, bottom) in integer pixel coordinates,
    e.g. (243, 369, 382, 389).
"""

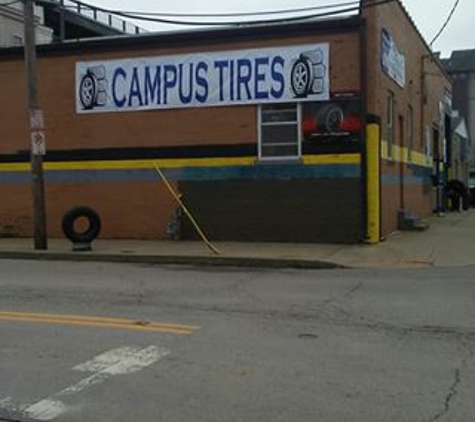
(179, 179, 362, 243)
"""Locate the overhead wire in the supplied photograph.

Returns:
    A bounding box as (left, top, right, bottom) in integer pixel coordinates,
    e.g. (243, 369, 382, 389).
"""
(429, 0, 461, 47)
(70, 0, 397, 27)
(103, 1, 360, 18)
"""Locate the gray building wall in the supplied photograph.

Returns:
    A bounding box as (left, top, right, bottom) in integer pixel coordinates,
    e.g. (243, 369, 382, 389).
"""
(468, 73, 475, 146)
(0, 2, 53, 47)
(443, 50, 475, 169)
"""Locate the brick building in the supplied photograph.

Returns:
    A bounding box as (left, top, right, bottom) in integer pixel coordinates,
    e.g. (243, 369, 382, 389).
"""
(442, 50, 475, 171)
(0, 2, 53, 47)
(0, 0, 452, 243)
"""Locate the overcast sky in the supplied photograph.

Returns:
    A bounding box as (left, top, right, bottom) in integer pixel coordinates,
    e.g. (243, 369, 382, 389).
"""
(84, 0, 472, 58)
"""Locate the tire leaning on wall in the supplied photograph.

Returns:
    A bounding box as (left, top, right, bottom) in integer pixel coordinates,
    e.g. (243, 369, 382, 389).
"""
(62, 206, 102, 244)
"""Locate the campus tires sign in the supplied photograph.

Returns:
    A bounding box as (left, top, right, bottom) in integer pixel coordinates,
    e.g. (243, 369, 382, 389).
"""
(76, 44, 330, 114)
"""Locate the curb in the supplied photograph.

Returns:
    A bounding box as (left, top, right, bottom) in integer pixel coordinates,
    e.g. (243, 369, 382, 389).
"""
(0, 251, 347, 270)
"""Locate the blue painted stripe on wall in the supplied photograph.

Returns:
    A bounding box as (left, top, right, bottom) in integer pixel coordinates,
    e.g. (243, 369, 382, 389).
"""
(0, 164, 361, 184)
(382, 165, 433, 186)
(382, 174, 432, 186)
(407, 164, 433, 178)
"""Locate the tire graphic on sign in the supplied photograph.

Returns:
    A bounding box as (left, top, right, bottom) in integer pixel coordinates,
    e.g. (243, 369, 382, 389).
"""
(79, 72, 98, 110)
(79, 66, 107, 110)
(319, 105, 345, 133)
(290, 50, 326, 98)
(291, 58, 312, 97)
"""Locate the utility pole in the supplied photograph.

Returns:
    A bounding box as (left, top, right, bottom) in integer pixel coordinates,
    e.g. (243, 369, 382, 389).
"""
(23, 0, 48, 250)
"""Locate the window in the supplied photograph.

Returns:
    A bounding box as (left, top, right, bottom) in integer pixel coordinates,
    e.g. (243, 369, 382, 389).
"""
(386, 91, 395, 159)
(407, 106, 414, 162)
(259, 103, 301, 160)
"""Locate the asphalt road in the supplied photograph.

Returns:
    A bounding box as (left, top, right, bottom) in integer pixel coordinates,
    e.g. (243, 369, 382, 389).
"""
(0, 260, 474, 422)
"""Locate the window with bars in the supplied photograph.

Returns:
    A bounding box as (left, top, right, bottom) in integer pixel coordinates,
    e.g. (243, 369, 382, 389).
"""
(258, 103, 301, 160)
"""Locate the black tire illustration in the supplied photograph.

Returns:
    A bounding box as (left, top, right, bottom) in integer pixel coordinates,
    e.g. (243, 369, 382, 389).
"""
(79, 72, 98, 110)
(62, 206, 101, 243)
(291, 56, 312, 98)
(317, 104, 345, 133)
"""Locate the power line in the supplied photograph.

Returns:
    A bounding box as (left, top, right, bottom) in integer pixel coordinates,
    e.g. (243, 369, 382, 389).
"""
(80, 0, 396, 28)
(430, 0, 461, 48)
(104, 1, 360, 18)
(115, 6, 360, 26)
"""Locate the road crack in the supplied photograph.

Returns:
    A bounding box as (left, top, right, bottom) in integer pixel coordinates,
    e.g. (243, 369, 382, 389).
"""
(427, 367, 462, 422)
(320, 281, 364, 308)
(425, 340, 473, 422)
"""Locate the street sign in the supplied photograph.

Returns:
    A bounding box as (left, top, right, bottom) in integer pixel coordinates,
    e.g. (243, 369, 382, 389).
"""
(31, 130, 46, 155)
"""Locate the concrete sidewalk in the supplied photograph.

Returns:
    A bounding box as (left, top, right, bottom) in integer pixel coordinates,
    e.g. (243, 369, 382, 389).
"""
(0, 210, 474, 269)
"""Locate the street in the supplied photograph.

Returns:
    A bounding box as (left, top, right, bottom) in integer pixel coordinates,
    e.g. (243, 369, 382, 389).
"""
(0, 259, 474, 422)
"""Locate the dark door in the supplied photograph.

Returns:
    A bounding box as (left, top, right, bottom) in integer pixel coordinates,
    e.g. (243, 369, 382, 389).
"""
(399, 115, 405, 210)
(433, 128, 442, 212)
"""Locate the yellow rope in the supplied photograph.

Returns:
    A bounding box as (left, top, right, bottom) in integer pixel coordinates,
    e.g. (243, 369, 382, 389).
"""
(154, 163, 220, 255)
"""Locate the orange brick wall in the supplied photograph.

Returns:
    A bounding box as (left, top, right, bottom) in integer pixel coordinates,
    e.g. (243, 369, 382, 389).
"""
(363, 0, 451, 236)
(0, 31, 360, 154)
(0, 28, 361, 240)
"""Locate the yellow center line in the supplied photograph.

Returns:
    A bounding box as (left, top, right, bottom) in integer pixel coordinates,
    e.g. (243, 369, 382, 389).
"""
(0, 311, 200, 330)
(0, 312, 200, 335)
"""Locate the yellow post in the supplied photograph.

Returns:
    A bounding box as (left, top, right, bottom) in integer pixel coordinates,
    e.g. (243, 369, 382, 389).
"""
(366, 121, 381, 244)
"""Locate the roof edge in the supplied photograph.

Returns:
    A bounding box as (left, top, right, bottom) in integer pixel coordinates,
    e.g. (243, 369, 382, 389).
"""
(0, 14, 361, 60)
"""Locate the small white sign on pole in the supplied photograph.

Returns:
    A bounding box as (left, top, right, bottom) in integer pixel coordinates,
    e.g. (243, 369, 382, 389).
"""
(30, 109, 45, 130)
(31, 130, 46, 156)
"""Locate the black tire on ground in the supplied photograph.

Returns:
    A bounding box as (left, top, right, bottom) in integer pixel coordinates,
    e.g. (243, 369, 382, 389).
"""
(62, 206, 101, 243)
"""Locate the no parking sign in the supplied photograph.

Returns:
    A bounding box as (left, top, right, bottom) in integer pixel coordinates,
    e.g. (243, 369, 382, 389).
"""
(31, 130, 46, 156)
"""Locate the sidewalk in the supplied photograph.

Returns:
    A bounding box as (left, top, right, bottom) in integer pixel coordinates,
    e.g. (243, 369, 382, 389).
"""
(0, 210, 474, 269)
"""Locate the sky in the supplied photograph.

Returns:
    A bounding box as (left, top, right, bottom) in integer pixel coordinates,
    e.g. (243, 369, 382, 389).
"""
(82, 0, 472, 58)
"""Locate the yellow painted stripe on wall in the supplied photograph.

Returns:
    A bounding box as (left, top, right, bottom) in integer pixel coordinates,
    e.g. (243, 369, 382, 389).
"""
(411, 151, 431, 167)
(0, 154, 361, 172)
(302, 154, 361, 165)
(381, 140, 432, 168)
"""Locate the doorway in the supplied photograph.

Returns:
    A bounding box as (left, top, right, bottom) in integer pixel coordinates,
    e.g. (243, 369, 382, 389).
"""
(398, 115, 405, 210)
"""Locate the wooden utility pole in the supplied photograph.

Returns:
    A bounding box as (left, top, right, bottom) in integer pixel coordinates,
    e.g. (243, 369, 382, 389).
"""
(23, 0, 48, 250)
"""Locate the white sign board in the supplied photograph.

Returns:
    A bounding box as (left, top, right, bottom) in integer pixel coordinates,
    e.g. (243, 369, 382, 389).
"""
(381, 29, 406, 88)
(29, 109, 44, 130)
(76, 44, 330, 114)
(31, 131, 46, 155)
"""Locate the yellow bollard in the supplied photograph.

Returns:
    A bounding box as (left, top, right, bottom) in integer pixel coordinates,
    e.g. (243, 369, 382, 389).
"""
(366, 121, 381, 244)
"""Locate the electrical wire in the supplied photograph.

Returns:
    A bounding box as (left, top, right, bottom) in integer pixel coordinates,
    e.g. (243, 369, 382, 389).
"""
(430, 0, 461, 47)
(115, 6, 361, 26)
(75, 0, 396, 27)
(37, 0, 396, 28)
(104, 1, 360, 18)
(53, 1, 360, 18)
